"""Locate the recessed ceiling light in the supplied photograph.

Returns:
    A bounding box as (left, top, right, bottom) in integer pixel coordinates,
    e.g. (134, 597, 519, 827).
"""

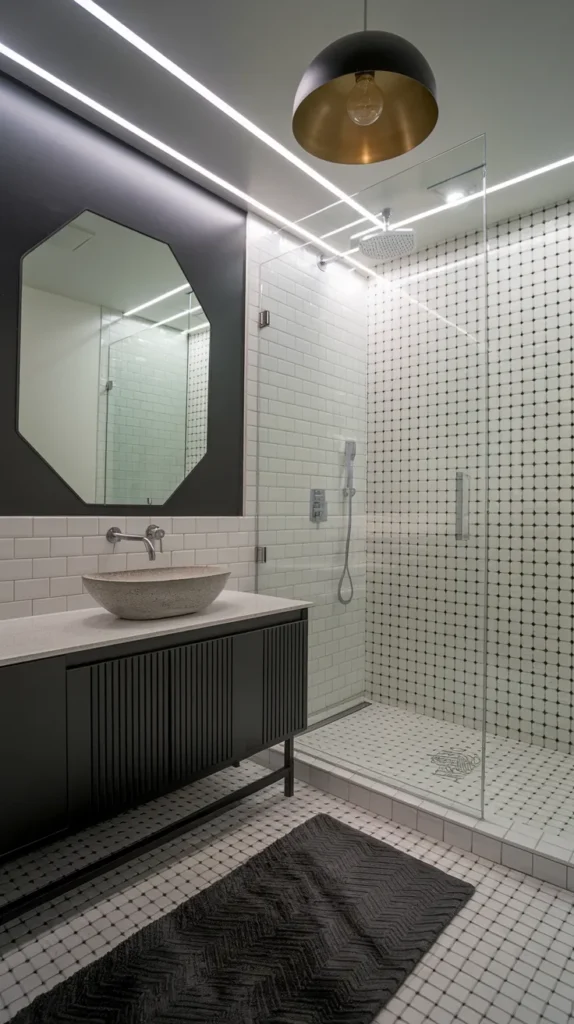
(428, 166, 483, 206)
(446, 190, 466, 204)
(320, 150, 574, 242)
(69, 0, 388, 233)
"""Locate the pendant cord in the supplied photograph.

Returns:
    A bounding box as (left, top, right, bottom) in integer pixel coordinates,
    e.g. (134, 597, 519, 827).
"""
(363, 0, 367, 31)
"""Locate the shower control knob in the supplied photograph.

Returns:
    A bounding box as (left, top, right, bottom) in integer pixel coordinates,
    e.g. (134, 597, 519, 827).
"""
(309, 488, 328, 524)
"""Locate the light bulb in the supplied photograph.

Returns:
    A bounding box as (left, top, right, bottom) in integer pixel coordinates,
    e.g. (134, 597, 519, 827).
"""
(346, 72, 384, 127)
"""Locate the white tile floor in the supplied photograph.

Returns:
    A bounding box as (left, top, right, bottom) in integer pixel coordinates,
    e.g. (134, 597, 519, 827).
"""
(1, 761, 574, 1023)
(299, 703, 574, 843)
(0, 764, 252, 909)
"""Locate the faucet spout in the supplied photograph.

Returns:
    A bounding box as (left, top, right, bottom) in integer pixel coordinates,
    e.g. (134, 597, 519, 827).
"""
(141, 536, 156, 561)
(106, 528, 157, 561)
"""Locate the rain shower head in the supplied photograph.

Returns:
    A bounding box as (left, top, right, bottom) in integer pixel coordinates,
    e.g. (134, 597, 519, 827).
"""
(358, 208, 415, 263)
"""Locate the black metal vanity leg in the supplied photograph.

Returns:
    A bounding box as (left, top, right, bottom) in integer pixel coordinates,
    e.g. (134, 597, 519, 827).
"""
(233, 761, 241, 767)
(284, 737, 295, 797)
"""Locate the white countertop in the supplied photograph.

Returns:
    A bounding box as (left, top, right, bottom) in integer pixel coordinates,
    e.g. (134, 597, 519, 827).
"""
(0, 591, 310, 667)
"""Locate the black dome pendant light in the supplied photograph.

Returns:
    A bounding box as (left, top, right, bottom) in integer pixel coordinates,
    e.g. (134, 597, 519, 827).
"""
(292, 0, 438, 164)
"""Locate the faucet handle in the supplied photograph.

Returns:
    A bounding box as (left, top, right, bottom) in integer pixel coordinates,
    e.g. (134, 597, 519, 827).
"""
(146, 524, 165, 553)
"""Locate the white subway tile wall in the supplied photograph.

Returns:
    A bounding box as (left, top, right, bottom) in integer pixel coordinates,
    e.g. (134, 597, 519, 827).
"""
(367, 198, 574, 753)
(249, 219, 368, 716)
(0, 515, 257, 621)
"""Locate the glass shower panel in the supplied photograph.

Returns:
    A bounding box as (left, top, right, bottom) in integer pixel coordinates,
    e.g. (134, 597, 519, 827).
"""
(257, 243, 368, 721)
(256, 137, 488, 817)
(364, 139, 488, 817)
(103, 327, 188, 505)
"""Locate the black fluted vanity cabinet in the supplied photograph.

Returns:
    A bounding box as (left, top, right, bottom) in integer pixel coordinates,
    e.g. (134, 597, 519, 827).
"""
(0, 660, 68, 855)
(0, 611, 307, 858)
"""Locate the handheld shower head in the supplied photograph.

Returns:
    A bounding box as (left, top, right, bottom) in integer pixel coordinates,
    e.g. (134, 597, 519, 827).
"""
(344, 440, 356, 494)
(358, 208, 415, 263)
(339, 441, 357, 606)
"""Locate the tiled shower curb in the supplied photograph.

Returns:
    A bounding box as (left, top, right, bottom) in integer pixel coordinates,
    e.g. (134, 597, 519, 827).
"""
(253, 748, 574, 892)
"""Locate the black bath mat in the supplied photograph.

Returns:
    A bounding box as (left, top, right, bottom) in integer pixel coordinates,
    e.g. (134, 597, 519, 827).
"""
(14, 814, 474, 1023)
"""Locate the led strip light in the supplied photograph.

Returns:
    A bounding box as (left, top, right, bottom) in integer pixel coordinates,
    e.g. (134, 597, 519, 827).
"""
(0, 43, 469, 341)
(324, 151, 574, 245)
(124, 284, 189, 317)
(70, 0, 388, 234)
(0, 42, 523, 342)
(181, 321, 210, 336)
(7, 40, 470, 341)
(137, 305, 202, 331)
(0, 42, 385, 280)
(4, 31, 573, 275)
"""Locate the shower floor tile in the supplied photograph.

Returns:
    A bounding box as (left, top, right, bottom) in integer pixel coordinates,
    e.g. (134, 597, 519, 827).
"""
(297, 703, 574, 841)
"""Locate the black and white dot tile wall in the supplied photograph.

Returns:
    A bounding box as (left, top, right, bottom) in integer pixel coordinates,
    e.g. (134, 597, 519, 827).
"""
(367, 226, 487, 731)
(367, 199, 574, 755)
(488, 201, 574, 752)
(185, 326, 210, 474)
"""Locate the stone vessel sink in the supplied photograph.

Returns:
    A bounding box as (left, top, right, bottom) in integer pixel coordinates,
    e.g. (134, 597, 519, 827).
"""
(82, 566, 231, 620)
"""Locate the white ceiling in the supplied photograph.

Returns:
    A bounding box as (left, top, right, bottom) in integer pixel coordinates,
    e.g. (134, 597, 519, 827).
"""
(22, 211, 204, 322)
(2, 0, 574, 250)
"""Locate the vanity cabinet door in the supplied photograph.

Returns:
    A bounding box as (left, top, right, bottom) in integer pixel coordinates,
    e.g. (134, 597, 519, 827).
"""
(0, 659, 67, 856)
(231, 620, 309, 760)
(67, 651, 171, 822)
(168, 620, 310, 776)
(261, 621, 308, 745)
(170, 637, 233, 784)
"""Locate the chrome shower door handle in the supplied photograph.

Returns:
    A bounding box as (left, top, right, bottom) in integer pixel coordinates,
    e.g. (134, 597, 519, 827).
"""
(455, 471, 470, 541)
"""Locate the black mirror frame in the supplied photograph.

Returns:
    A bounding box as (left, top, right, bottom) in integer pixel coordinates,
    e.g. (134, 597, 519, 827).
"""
(0, 73, 246, 516)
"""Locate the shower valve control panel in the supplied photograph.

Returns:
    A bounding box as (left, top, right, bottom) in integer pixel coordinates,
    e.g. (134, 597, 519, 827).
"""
(310, 488, 328, 524)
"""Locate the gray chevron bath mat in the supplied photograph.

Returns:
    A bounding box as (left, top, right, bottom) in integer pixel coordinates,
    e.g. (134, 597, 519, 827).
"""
(14, 814, 474, 1023)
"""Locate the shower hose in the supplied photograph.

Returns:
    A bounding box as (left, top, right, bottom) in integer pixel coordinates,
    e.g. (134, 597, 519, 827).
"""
(337, 484, 354, 605)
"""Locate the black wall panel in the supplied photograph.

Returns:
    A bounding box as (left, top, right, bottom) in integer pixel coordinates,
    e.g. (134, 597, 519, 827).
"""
(0, 73, 246, 515)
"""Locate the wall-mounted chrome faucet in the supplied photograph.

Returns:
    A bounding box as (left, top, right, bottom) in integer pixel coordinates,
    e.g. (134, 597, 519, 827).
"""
(145, 524, 165, 553)
(106, 525, 165, 561)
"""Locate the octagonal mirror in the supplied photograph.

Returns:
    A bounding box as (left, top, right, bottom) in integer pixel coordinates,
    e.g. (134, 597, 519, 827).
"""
(18, 212, 210, 504)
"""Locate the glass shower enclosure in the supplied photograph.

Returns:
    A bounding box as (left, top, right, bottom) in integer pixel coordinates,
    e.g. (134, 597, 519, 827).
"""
(256, 137, 489, 819)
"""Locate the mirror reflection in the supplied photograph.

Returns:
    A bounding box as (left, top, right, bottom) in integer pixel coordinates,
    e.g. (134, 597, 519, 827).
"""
(19, 212, 210, 504)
